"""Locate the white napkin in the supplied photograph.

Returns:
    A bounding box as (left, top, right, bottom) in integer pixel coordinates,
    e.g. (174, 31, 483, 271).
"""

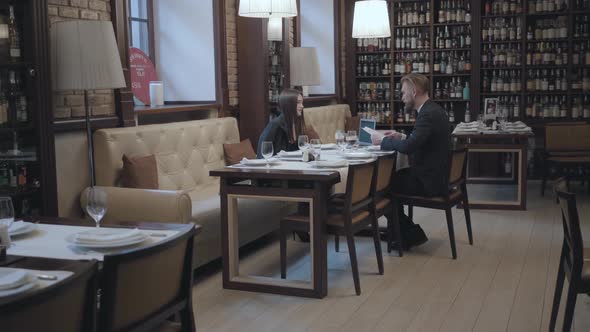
(0, 268, 30, 290)
(240, 158, 267, 165)
(458, 121, 479, 128)
(453, 127, 479, 133)
(278, 150, 303, 157)
(74, 228, 143, 244)
(320, 143, 337, 149)
(8, 221, 27, 234)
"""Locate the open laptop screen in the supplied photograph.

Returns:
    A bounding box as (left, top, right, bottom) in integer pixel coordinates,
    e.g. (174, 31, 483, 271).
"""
(358, 118, 376, 145)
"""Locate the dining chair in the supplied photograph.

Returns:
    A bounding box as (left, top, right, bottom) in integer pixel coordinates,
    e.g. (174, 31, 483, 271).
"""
(549, 178, 590, 332)
(98, 224, 196, 332)
(279, 159, 383, 296)
(390, 148, 473, 259)
(0, 260, 99, 332)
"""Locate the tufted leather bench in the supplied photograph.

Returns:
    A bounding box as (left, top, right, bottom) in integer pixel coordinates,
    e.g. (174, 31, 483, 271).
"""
(82, 117, 293, 269)
(303, 104, 352, 144)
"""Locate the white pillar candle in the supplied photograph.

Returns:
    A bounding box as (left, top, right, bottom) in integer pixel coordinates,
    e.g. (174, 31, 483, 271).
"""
(149, 81, 164, 106)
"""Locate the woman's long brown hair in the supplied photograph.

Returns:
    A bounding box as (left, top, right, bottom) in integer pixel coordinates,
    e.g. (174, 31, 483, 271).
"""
(278, 89, 305, 144)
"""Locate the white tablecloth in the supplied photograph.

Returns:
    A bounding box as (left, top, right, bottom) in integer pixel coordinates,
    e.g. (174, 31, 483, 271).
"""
(8, 224, 178, 261)
(231, 149, 409, 194)
(0, 268, 74, 298)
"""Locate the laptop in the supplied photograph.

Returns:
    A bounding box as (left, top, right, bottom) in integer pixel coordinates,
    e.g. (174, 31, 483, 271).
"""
(358, 118, 376, 146)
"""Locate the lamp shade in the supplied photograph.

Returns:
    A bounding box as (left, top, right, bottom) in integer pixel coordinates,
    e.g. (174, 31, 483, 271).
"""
(239, 0, 297, 18)
(51, 20, 126, 90)
(352, 0, 391, 38)
(267, 17, 283, 41)
(289, 47, 320, 86)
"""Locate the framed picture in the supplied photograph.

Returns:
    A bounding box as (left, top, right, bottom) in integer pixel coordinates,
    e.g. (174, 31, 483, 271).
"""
(483, 98, 499, 120)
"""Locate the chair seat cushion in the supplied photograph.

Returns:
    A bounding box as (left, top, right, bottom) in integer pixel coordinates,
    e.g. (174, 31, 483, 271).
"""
(375, 197, 391, 211)
(547, 155, 590, 163)
(282, 210, 370, 227)
(392, 189, 462, 204)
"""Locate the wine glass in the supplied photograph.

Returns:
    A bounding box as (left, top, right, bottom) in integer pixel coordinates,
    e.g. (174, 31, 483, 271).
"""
(86, 187, 107, 228)
(0, 197, 14, 229)
(346, 130, 358, 150)
(310, 138, 321, 161)
(261, 141, 274, 168)
(298, 135, 309, 151)
(335, 130, 346, 151)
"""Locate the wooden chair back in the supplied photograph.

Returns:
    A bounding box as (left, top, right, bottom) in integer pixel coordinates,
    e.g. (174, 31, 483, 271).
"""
(554, 178, 584, 278)
(0, 260, 99, 332)
(545, 124, 590, 152)
(375, 154, 396, 194)
(448, 148, 468, 189)
(345, 159, 377, 208)
(98, 224, 195, 332)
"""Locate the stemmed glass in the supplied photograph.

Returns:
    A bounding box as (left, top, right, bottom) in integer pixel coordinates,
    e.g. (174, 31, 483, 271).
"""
(86, 187, 107, 228)
(297, 135, 309, 151)
(346, 130, 358, 150)
(335, 130, 346, 152)
(0, 197, 14, 229)
(261, 141, 274, 168)
(310, 138, 321, 161)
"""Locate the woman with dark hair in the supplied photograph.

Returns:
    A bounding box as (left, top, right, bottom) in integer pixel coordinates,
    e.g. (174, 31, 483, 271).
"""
(257, 89, 319, 157)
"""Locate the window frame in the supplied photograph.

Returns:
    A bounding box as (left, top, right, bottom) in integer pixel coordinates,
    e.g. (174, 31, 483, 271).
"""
(126, 0, 156, 65)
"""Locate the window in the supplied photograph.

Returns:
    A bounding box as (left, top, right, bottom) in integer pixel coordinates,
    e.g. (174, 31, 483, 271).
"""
(127, 0, 154, 61)
(300, 0, 338, 96)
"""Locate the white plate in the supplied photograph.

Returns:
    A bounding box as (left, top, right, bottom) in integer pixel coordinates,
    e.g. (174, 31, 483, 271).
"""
(240, 158, 280, 166)
(0, 281, 37, 298)
(341, 152, 372, 159)
(366, 145, 381, 151)
(65, 232, 148, 249)
(9, 222, 38, 237)
(311, 160, 348, 168)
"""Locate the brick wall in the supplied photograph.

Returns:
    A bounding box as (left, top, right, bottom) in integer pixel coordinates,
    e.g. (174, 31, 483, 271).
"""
(48, 0, 116, 119)
(225, 0, 239, 106)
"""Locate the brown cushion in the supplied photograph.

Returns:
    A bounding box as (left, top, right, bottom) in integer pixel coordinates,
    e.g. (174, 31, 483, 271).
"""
(345, 116, 360, 132)
(121, 154, 158, 189)
(223, 139, 257, 165)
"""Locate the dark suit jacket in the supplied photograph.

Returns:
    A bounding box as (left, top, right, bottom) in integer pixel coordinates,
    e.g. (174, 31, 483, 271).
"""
(381, 100, 451, 196)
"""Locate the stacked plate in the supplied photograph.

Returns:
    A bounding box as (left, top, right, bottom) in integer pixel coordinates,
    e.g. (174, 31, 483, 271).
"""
(320, 143, 338, 150)
(311, 160, 348, 169)
(66, 228, 148, 249)
(0, 268, 37, 298)
(340, 151, 373, 159)
(277, 150, 303, 160)
(8, 221, 38, 237)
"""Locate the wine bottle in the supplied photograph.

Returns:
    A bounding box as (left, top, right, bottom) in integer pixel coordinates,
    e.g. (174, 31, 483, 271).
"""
(8, 5, 21, 61)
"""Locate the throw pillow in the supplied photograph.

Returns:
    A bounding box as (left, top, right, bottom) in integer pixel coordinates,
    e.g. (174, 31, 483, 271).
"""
(223, 139, 257, 165)
(120, 154, 159, 189)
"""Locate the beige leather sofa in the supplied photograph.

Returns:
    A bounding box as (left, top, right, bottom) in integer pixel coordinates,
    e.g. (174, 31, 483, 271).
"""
(304, 104, 352, 143)
(81, 117, 290, 269)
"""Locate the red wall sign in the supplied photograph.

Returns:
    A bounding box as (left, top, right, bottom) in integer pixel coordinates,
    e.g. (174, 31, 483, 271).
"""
(129, 47, 158, 105)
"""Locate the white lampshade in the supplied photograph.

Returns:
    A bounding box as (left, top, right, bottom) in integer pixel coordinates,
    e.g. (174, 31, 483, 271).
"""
(51, 20, 126, 90)
(352, 0, 391, 38)
(239, 0, 297, 18)
(267, 17, 283, 41)
(290, 47, 320, 97)
(0, 24, 8, 39)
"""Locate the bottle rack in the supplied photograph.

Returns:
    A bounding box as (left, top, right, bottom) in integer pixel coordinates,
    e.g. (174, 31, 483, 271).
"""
(351, 0, 475, 131)
(480, 0, 590, 124)
(268, 39, 285, 118)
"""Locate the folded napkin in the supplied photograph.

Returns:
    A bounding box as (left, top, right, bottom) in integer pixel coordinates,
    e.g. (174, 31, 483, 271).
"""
(74, 228, 143, 244)
(0, 268, 29, 290)
(458, 121, 479, 127)
(453, 127, 479, 133)
(278, 150, 303, 157)
(320, 143, 337, 149)
(8, 221, 27, 234)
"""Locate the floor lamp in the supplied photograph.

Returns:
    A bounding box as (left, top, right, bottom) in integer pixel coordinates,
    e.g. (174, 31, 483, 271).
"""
(51, 21, 126, 187)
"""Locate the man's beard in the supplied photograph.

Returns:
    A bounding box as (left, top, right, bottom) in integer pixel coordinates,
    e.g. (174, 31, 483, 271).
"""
(404, 101, 415, 113)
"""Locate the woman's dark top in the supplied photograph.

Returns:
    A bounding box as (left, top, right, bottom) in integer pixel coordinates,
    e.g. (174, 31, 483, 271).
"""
(257, 114, 298, 158)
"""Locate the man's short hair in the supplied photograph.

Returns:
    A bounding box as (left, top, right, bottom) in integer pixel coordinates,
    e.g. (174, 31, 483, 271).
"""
(400, 73, 430, 96)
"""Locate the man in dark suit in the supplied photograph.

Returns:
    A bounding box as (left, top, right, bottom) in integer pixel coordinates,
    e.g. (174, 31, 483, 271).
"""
(372, 73, 451, 248)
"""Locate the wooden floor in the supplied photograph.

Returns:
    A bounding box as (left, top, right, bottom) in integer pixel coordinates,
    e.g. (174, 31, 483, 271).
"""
(190, 182, 590, 332)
